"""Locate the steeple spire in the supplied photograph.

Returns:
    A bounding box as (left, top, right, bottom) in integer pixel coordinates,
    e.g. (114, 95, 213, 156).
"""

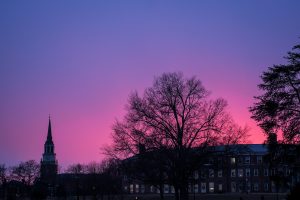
(47, 115, 52, 142)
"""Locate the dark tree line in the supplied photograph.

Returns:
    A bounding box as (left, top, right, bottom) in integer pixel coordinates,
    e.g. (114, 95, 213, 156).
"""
(0, 159, 123, 199)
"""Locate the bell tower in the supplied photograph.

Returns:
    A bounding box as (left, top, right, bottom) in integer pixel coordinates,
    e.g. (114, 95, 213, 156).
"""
(40, 116, 58, 184)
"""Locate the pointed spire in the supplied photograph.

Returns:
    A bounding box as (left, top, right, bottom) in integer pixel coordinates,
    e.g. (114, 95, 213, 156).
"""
(47, 115, 52, 142)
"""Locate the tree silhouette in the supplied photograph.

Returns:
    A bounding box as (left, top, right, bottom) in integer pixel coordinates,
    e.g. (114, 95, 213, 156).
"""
(250, 43, 300, 143)
(108, 72, 248, 200)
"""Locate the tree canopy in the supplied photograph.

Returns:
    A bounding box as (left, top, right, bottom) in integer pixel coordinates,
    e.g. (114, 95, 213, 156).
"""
(250, 44, 300, 143)
(108, 72, 248, 200)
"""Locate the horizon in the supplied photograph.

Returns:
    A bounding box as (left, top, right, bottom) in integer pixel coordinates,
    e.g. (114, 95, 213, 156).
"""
(1, 0, 300, 168)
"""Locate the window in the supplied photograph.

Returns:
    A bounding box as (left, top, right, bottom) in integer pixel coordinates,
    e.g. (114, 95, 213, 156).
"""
(218, 184, 223, 191)
(201, 171, 206, 178)
(218, 170, 223, 177)
(201, 182, 206, 193)
(238, 169, 243, 177)
(254, 169, 259, 176)
(247, 182, 251, 192)
(194, 184, 199, 193)
(231, 169, 236, 177)
(264, 169, 268, 176)
(257, 156, 263, 164)
(135, 184, 139, 193)
(230, 157, 236, 164)
(264, 183, 269, 192)
(231, 182, 236, 192)
(246, 168, 250, 177)
(130, 184, 134, 193)
(124, 186, 128, 191)
(194, 171, 199, 179)
(254, 183, 259, 192)
(209, 182, 214, 193)
(141, 184, 145, 193)
(164, 184, 169, 193)
(209, 169, 214, 178)
(150, 185, 155, 193)
(171, 186, 175, 193)
(245, 156, 250, 164)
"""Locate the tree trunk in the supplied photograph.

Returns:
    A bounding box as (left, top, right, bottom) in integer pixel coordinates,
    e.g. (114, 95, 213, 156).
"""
(175, 186, 180, 200)
(179, 184, 189, 200)
(159, 183, 164, 200)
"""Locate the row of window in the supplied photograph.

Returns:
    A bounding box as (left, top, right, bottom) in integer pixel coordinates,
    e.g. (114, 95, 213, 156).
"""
(126, 182, 275, 194)
(230, 156, 262, 165)
(194, 168, 290, 179)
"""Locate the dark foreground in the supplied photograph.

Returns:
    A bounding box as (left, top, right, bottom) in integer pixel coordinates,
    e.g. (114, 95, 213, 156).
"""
(0, 193, 287, 200)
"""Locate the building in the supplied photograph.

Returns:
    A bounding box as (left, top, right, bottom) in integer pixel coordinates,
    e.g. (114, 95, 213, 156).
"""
(40, 117, 58, 187)
(123, 144, 297, 194)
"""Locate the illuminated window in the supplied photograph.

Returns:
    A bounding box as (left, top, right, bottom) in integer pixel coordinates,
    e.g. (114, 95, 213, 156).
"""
(230, 157, 236, 164)
(135, 184, 139, 193)
(130, 184, 134, 193)
(209, 182, 214, 193)
(238, 169, 243, 177)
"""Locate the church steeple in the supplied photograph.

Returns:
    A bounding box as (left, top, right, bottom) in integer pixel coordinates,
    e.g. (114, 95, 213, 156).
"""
(47, 116, 52, 142)
(40, 116, 58, 184)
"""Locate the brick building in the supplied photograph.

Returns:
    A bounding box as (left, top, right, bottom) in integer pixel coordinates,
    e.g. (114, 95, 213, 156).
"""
(123, 144, 298, 194)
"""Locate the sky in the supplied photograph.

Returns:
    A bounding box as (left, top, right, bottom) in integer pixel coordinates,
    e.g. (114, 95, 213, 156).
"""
(0, 0, 300, 169)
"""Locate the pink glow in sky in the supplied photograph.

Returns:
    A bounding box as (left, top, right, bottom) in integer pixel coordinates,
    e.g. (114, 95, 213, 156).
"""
(0, 1, 300, 168)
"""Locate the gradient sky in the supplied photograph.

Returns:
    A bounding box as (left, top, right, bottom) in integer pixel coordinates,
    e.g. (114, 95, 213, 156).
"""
(0, 0, 300, 169)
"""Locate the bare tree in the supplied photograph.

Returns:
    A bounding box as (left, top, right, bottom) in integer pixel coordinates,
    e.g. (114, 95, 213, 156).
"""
(108, 72, 248, 200)
(0, 164, 6, 185)
(65, 163, 86, 174)
(10, 160, 39, 186)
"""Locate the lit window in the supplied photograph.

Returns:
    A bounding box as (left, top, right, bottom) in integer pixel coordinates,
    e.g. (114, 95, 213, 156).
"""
(230, 157, 236, 164)
(238, 169, 243, 177)
(209, 182, 214, 193)
(135, 184, 139, 193)
(130, 184, 134, 193)
(231, 169, 236, 177)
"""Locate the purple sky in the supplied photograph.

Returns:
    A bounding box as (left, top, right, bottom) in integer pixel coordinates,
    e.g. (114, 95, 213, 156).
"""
(0, 0, 299, 169)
